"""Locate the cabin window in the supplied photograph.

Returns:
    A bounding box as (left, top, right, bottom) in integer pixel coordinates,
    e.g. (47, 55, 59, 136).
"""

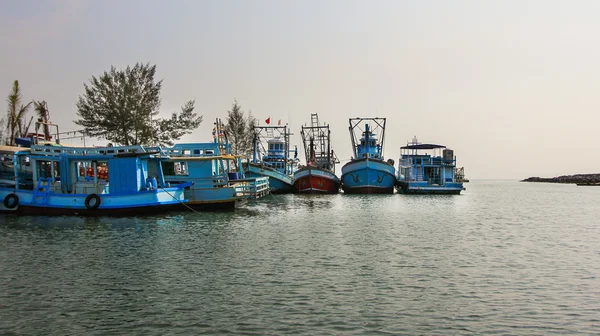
(193, 149, 201, 155)
(162, 161, 188, 176)
(37, 160, 57, 179)
(175, 162, 188, 175)
(75, 161, 109, 181)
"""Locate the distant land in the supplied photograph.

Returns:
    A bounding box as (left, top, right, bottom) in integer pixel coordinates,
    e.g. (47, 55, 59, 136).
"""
(521, 173, 600, 185)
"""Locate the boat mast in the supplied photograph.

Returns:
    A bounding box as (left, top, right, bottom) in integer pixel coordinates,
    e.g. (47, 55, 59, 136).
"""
(349, 119, 357, 159)
(284, 125, 289, 175)
(380, 118, 386, 159)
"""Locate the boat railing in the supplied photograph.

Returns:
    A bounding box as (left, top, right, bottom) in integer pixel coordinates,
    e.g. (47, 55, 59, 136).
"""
(30, 144, 151, 157)
(158, 146, 220, 157)
(231, 176, 270, 199)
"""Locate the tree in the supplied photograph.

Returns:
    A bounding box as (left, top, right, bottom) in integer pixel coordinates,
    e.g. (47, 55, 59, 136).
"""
(33, 100, 51, 140)
(224, 99, 255, 158)
(5, 80, 33, 146)
(0, 118, 4, 144)
(74, 63, 202, 146)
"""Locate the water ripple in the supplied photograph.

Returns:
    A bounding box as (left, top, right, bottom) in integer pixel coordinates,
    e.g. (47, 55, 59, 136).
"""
(1, 181, 600, 334)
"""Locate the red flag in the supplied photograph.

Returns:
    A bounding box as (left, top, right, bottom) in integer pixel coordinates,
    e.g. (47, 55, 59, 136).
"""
(265, 117, 271, 125)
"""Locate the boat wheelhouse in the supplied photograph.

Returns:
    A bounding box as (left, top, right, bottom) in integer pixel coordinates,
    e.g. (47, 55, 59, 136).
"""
(293, 113, 340, 194)
(396, 137, 465, 194)
(0, 144, 190, 215)
(341, 117, 396, 194)
(160, 139, 270, 210)
(245, 124, 298, 194)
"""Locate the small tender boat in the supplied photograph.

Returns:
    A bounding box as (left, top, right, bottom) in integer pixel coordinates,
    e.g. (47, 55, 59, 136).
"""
(395, 137, 465, 194)
(245, 123, 298, 194)
(0, 144, 190, 215)
(341, 118, 396, 194)
(293, 114, 340, 194)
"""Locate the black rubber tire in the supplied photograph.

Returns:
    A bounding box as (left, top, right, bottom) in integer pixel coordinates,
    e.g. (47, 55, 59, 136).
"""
(84, 194, 101, 210)
(3, 193, 19, 209)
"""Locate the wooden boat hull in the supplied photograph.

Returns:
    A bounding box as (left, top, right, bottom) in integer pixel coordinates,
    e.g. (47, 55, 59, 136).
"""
(293, 166, 340, 194)
(341, 158, 396, 194)
(245, 163, 293, 194)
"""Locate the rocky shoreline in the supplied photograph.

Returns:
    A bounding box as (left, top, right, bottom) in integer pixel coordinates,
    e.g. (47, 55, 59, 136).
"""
(521, 173, 600, 185)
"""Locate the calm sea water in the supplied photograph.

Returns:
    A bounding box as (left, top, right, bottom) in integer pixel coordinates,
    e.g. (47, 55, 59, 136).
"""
(1, 180, 599, 335)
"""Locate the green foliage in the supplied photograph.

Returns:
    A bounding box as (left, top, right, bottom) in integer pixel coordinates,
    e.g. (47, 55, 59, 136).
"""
(224, 99, 255, 157)
(33, 101, 51, 140)
(74, 63, 202, 146)
(5, 80, 33, 146)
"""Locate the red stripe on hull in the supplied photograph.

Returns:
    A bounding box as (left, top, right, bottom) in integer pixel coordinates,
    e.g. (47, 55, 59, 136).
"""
(294, 175, 340, 194)
(342, 186, 394, 194)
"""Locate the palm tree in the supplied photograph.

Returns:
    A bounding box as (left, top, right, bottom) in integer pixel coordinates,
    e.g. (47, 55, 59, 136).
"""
(5, 80, 33, 146)
(33, 100, 51, 140)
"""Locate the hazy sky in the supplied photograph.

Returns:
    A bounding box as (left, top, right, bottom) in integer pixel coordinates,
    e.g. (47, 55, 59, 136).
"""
(2, 0, 600, 179)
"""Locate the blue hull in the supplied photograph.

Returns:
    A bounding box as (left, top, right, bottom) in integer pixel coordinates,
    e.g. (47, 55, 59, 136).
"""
(246, 163, 293, 194)
(396, 181, 464, 195)
(0, 187, 188, 216)
(341, 159, 396, 194)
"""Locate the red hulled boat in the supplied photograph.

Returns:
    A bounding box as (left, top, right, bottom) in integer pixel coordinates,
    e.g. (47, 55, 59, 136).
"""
(293, 114, 340, 194)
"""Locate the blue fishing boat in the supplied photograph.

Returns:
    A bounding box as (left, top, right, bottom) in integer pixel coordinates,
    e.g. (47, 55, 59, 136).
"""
(159, 125, 270, 210)
(341, 117, 396, 194)
(0, 146, 31, 213)
(0, 144, 190, 216)
(245, 124, 298, 194)
(395, 137, 465, 194)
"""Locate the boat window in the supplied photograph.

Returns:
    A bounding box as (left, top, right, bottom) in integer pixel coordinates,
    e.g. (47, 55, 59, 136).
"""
(193, 149, 201, 155)
(175, 161, 188, 175)
(37, 160, 56, 179)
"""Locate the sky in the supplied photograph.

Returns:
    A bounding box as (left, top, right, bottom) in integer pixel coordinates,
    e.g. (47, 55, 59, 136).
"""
(2, 0, 600, 179)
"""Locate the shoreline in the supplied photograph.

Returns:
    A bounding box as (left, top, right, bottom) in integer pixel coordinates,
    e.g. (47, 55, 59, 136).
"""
(521, 173, 600, 185)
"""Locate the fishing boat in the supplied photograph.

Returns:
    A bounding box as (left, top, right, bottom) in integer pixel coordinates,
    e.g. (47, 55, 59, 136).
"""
(159, 121, 270, 210)
(293, 114, 340, 194)
(245, 123, 298, 194)
(340, 117, 396, 194)
(395, 136, 465, 194)
(0, 144, 190, 216)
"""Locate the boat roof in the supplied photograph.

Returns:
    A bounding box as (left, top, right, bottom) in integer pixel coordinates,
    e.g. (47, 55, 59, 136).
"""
(166, 155, 236, 161)
(0, 145, 31, 153)
(401, 144, 446, 150)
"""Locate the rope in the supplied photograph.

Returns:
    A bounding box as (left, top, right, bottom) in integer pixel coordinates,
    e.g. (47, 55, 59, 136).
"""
(160, 187, 200, 213)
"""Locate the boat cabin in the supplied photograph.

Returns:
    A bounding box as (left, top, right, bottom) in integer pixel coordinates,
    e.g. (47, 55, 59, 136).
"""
(14, 149, 170, 196)
(356, 124, 383, 160)
(398, 139, 457, 185)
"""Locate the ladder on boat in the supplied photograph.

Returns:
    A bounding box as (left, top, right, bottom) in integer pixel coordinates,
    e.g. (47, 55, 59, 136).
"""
(33, 178, 52, 204)
(310, 113, 320, 127)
